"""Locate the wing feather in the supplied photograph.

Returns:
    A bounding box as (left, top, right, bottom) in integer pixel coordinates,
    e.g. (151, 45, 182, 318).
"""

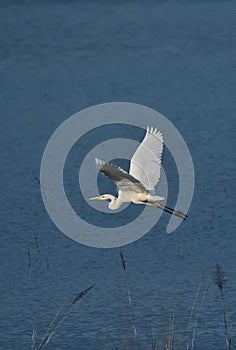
(95, 158, 147, 193)
(129, 127, 163, 190)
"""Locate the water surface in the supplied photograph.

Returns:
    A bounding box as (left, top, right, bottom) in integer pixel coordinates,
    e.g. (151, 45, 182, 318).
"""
(0, 1, 236, 349)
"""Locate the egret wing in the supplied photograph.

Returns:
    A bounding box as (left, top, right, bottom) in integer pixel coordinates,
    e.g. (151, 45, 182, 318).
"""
(129, 127, 163, 191)
(95, 158, 147, 193)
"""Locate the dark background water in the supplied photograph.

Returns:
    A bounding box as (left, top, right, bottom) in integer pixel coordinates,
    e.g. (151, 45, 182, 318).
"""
(1, 1, 236, 349)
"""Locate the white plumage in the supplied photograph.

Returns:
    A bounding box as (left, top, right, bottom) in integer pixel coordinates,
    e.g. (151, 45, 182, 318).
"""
(129, 126, 163, 191)
(90, 127, 187, 220)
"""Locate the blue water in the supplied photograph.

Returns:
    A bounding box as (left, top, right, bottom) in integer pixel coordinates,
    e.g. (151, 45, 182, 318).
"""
(1, 1, 236, 349)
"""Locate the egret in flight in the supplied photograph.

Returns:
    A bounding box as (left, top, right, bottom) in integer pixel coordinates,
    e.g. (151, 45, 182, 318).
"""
(90, 127, 187, 220)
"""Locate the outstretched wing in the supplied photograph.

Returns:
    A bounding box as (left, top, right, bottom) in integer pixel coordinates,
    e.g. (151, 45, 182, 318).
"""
(129, 127, 164, 191)
(95, 158, 147, 193)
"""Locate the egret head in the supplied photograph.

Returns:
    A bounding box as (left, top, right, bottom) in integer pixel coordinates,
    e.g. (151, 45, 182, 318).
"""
(89, 194, 115, 202)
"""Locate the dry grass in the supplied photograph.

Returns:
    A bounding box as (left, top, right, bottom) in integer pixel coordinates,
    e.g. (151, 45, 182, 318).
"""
(31, 258, 235, 349)
(120, 251, 141, 350)
(32, 285, 94, 350)
(215, 264, 232, 350)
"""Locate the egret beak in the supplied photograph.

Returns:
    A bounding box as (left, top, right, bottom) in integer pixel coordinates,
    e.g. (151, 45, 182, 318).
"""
(89, 195, 103, 200)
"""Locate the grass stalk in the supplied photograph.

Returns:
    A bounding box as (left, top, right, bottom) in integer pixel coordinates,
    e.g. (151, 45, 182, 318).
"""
(191, 279, 208, 350)
(186, 274, 207, 350)
(33, 231, 40, 255)
(120, 251, 141, 350)
(34, 285, 94, 350)
(32, 171, 40, 185)
(215, 264, 231, 350)
(186, 280, 201, 350)
(151, 336, 158, 350)
(31, 319, 37, 350)
(27, 248, 31, 268)
(165, 309, 174, 350)
(108, 335, 119, 350)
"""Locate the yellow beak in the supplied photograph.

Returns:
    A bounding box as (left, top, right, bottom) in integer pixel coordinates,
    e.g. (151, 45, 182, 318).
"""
(89, 195, 103, 200)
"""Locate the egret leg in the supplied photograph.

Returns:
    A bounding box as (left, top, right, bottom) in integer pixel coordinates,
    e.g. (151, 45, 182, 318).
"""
(145, 202, 187, 220)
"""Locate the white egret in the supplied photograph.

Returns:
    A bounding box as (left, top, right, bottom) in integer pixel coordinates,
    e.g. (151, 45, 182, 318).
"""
(90, 127, 187, 220)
